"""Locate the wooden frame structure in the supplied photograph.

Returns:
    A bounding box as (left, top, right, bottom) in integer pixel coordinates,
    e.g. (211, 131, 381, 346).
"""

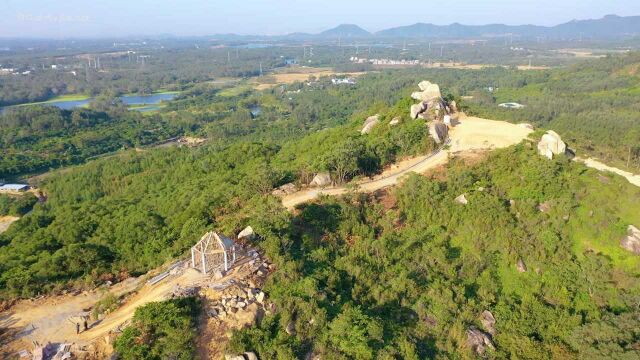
(191, 232, 236, 274)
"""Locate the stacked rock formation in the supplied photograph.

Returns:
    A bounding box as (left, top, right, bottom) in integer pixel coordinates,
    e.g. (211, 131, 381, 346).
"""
(409, 81, 456, 143)
(409, 81, 455, 122)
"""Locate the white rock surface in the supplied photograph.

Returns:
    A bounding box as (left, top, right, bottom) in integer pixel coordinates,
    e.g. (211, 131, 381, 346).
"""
(361, 115, 380, 134)
(237, 226, 256, 241)
(455, 194, 468, 205)
(621, 225, 640, 254)
(537, 130, 567, 159)
(310, 173, 332, 187)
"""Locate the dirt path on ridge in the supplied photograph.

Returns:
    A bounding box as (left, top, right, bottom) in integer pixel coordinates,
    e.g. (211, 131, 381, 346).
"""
(281, 115, 534, 210)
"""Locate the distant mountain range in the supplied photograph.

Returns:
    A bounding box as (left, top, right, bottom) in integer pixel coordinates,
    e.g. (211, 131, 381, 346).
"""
(231, 15, 640, 40)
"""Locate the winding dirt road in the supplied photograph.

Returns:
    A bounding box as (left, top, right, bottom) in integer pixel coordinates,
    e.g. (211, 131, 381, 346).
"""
(281, 115, 534, 209)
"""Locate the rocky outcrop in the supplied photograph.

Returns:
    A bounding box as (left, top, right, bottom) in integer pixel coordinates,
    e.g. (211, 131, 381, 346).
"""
(271, 183, 297, 196)
(310, 173, 332, 187)
(361, 115, 380, 134)
(430, 121, 449, 144)
(409, 81, 457, 122)
(621, 225, 640, 254)
(466, 327, 495, 355)
(389, 117, 401, 126)
(480, 310, 497, 336)
(537, 130, 568, 159)
(238, 226, 256, 241)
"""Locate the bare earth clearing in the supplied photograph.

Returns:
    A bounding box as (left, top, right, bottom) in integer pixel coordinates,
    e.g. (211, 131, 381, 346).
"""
(1, 254, 260, 357)
(252, 67, 368, 90)
(0, 216, 20, 234)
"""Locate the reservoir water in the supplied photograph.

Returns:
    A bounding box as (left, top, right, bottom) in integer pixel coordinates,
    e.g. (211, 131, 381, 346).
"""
(1, 92, 178, 114)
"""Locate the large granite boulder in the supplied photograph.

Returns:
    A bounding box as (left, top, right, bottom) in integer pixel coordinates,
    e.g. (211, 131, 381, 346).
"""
(238, 226, 256, 241)
(417, 81, 442, 100)
(621, 225, 640, 254)
(429, 121, 449, 144)
(537, 130, 567, 159)
(361, 115, 380, 134)
(410, 102, 427, 119)
(466, 327, 495, 355)
(310, 173, 332, 187)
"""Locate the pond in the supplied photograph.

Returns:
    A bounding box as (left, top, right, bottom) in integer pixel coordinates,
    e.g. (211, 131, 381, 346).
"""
(1, 92, 179, 114)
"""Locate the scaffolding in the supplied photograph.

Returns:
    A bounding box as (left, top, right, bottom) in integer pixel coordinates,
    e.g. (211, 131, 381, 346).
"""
(191, 232, 237, 274)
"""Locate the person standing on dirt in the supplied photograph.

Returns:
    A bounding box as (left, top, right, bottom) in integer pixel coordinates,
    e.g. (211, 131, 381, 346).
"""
(76, 322, 80, 334)
(84, 319, 88, 331)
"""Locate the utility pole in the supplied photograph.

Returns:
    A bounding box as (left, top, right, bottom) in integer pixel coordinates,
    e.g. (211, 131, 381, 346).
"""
(259, 62, 263, 76)
(227, 51, 231, 64)
(440, 46, 444, 58)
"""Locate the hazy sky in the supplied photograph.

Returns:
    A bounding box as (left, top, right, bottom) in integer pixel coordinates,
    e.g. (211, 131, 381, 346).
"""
(2, 0, 639, 38)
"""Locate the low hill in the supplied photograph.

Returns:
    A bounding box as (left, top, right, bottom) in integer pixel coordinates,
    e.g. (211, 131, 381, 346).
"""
(374, 14, 640, 39)
(318, 24, 371, 38)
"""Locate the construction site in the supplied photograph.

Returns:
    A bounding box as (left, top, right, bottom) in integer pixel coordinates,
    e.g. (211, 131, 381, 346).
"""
(0, 227, 272, 360)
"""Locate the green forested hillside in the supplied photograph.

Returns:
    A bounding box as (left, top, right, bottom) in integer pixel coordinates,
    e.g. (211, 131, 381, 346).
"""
(464, 53, 640, 169)
(228, 144, 640, 359)
(1, 53, 639, 358)
(0, 92, 431, 298)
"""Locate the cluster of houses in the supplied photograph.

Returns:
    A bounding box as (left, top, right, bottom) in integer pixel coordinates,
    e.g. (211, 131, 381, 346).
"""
(350, 57, 421, 66)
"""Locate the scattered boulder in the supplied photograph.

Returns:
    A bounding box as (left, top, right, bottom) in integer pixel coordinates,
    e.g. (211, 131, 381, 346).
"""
(519, 123, 534, 130)
(466, 327, 495, 355)
(310, 173, 332, 187)
(244, 352, 259, 360)
(455, 194, 468, 205)
(237, 226, 256, 241)
(537, 201, 552, 213)
(429, 121, 449, 144)
(621, 225, 640, 255)
(361, 115, 380, 134)
(537, 130, 568, 159)
(271, 183, 297, 196)
(225, 355, 246, 360)
(480, 310, 497, 336)
(285, 321, 297, 335)
(389, 117, 401, 126)
(516, 258, 527, 273)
